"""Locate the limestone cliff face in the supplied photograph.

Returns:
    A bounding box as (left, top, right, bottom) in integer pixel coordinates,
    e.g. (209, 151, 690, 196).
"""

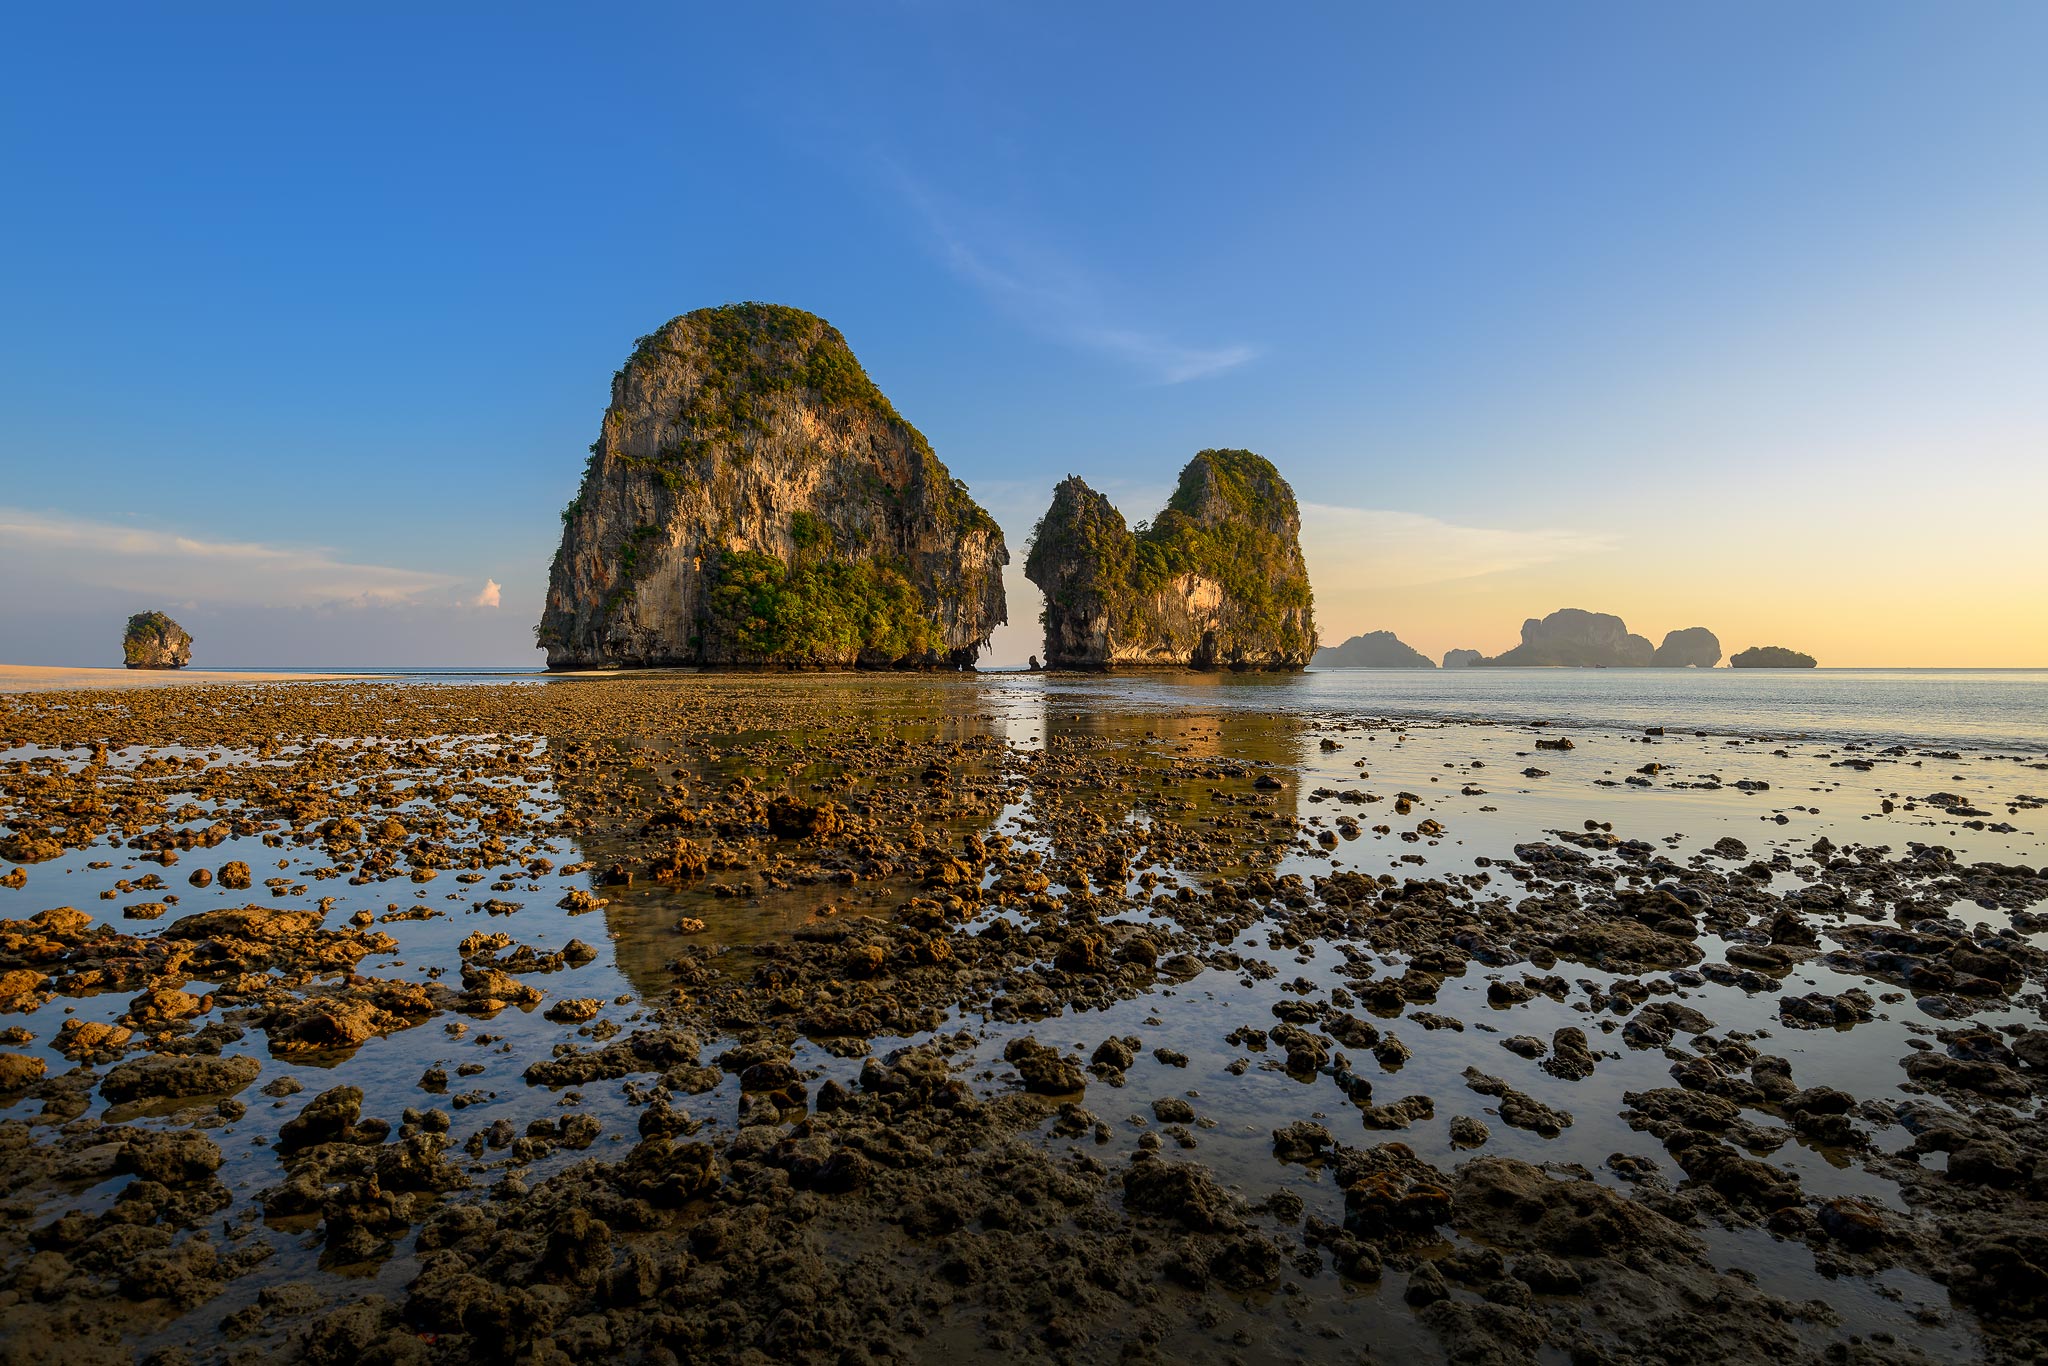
(1442, 649, 1483, 669)
(538, 305, 1007, 669)
(123, 612, 191, 670)
(1023, 450, 1315, 670)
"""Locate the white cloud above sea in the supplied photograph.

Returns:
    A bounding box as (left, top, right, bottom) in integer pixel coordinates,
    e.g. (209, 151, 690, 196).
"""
(473, 578, 502, 608)
(885, 162, 1255, 385)
(0, 506, 462, 607)
(1299, 503, 1616, 588)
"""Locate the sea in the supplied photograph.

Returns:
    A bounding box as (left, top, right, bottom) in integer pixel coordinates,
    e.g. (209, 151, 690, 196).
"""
(212, 665, 2048, 754)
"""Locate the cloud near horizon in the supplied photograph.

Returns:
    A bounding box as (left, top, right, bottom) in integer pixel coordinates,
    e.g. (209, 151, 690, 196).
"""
(0, 506, 463, 608)
(473, 579, 502, 608)
(886, 163, 1255, 384)
(1299, 503, 1616, 589)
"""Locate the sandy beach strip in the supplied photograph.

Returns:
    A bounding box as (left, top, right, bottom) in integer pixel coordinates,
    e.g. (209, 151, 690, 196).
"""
(0, 664, 373, 693)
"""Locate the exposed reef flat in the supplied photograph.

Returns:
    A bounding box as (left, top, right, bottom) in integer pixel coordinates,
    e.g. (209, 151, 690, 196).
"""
(1, 676, 2044, 1364)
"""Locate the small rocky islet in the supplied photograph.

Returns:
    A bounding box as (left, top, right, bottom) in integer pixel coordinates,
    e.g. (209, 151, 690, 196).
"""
(122, 614, 192, 671)
(1330, 612, 1816, 671)
(0, 675, 2045, 1364)
(531, 303, 1799, 680)
(538, 305, 1313, 676)
(1734, 645, 1822, 669)
(1314, 631, 1436, 669)
(538, 303, 1011, 671)
(1024, 449, 1316, 670)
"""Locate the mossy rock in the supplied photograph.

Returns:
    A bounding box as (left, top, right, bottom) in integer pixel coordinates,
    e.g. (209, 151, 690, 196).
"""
(1025, 449, 1315, 670)
(538, 303, 1008, 668)
(123, 612, 192, 670)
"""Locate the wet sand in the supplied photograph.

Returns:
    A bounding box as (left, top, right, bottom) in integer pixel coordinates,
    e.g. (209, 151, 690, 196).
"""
(0, 675, 2043, 1364)
(0, 666, 372, 694)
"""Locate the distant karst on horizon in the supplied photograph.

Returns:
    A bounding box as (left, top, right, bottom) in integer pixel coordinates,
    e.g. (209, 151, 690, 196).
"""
(1024, 449, 1315, 671)
(122, 612, 191, 670)
(1730, 645, 1818, 669)
(1471, 610, 1722, 668)
(1474, 608, 1652, 667)
(1314, 631, 1434, 668)
(537, 304, 1008, 669)
(1442, 648, 1484, 669)
(1652, 626, 1722, 668)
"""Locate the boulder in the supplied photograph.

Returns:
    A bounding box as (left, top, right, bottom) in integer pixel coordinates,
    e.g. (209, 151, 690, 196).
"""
(99, 1053, 261, 1105)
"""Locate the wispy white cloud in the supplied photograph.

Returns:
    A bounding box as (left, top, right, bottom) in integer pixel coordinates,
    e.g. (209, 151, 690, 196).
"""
(1300, 503, 1616, 588)
(473, 578, 502, 609)
(0, 506, 461, 607)
(887, 165, 1254, 384)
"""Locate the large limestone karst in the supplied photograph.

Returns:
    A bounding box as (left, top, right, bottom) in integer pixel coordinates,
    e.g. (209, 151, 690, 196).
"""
(1476, 609, 1653, 668)
(1023, 450, 1315, 670)
(1651, 627, 1722, 668)
(1314, 631, 1435, 668)
(537, 304, 1008, 669)
(122, 612, 192, 670)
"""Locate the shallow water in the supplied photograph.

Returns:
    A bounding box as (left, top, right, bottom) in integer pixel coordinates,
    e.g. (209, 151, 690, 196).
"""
(1039, 667, 2048, 753)
(3, 672, 2044, 1360)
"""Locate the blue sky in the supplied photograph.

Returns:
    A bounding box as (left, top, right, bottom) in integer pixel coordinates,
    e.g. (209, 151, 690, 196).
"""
(3, 3, 2044, 666)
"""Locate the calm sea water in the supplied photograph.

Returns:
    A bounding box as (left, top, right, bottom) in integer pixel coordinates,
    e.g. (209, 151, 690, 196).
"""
(183, 665, 2048, 753)
(1011, 668, 2048, 753)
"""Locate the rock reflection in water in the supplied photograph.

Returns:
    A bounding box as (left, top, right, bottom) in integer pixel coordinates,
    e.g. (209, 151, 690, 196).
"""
(560, 694, 1309, 1008)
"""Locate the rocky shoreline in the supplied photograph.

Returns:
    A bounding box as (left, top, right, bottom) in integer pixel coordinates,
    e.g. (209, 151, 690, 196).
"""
(0, 677, 2043, 1364)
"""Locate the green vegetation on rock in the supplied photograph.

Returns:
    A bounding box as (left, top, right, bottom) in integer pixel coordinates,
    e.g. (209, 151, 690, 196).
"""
(121, 611, 192, 670)
(702, 548, 938, 665)
(1131, 450, 1314, 653)
(1025, 449, 1315, 669)
(607, 303, 996, 539)
(539, 302, 1009, 669)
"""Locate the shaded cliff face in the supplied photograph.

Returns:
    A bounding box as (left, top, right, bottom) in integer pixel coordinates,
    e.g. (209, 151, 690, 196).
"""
(1315, 631, 1434, 668)
(1479, 608, 1652, 667)
(1024, 450, 1315, 670)
(538, 304, 1008, 669)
